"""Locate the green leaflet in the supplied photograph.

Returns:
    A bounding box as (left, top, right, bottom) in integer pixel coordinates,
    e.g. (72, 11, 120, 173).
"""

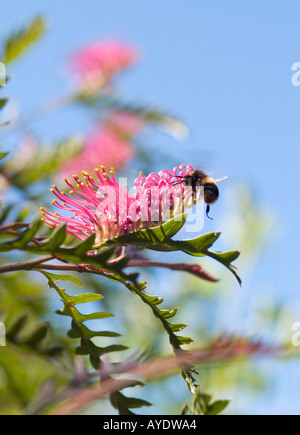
(110, 390, 152, 416)
(0, 99, 8, 110)
(68, 321, 121, 339)
(2, 16, 47, 64)
(0, 152, 9, 160)
(182, 390, 230, 415)
(5, 313, 65, 358)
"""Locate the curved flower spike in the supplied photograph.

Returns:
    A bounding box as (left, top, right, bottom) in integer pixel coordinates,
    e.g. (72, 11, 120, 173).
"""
(41, 165, 200, 247)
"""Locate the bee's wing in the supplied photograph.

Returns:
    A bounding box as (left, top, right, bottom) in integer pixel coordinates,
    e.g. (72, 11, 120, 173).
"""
(215, 176, 228, 183)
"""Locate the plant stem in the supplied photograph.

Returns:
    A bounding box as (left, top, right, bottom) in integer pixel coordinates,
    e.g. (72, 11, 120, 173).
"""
(0, 255, 54, 273)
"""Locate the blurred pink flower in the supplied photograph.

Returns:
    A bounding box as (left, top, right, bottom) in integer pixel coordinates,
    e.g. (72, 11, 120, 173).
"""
(103, 110, 145, 137)
(61, 125, 135, 179)
(41, 165, 195, 246)
(70, 40, 137, 88)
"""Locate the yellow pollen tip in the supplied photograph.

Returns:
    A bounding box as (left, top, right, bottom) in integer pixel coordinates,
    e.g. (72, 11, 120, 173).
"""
(100, 165, 105, 169)
(56, 224, 60, 227)
(54, 212, 58, 215)
(63, 177, 67, 181)
(40, 207, 44, 211)
(41, 218, 45, 222)
(51, 199, 57, 204)
(94, 168, 100, 172)
(72, 174, 78, 178)
(139, 171, 143, 176)
(62, 202, 66, 206)
(61, 191, 65, 195)
(69, 190, 74, 194)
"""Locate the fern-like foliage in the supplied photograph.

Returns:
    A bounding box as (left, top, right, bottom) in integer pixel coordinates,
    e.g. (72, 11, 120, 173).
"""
(38, 271, 152, 415)
(0, 212, 241, 407)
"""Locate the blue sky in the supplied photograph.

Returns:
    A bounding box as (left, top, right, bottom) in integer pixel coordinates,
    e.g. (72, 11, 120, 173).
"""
(1, 1, 300, 414)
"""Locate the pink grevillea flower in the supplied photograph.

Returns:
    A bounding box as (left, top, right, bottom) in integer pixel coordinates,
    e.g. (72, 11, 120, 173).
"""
(70, 40, 137, 88)
(61, 126, 135, 179)
(41, 165, 198, 247)
(103, 110, 145, 138)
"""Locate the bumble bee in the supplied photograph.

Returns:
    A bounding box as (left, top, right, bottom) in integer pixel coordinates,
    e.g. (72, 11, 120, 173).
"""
(173, 170, 219, 220)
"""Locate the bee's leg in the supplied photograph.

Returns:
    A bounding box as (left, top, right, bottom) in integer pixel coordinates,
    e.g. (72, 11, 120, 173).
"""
(206, 204, 213, 220)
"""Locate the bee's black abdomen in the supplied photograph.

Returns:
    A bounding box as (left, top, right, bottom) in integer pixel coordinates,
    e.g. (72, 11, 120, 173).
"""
(203, 182, 219, 204)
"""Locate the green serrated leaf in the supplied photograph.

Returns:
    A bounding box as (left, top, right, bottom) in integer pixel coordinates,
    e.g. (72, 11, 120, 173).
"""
(100, 213, 188, 249)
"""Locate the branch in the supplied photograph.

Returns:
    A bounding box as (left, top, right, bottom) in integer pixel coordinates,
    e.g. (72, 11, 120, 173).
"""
(0, 256, 218, 283)
(0, 255, 54, 273)
(48, 336, 283, 415)
(0, 222, 29, 232)
(127, 260, 219, 282)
